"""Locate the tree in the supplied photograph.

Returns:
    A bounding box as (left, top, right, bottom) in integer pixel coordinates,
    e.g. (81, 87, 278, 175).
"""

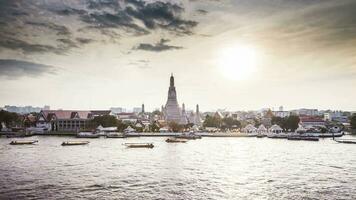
(168, 121, 183, 132)
(88, 115, 118, 129)
(117, 120, 129, 132)
(0, 110, 22, 128)
(203, 115, 222, 128)
(222, 117, 241, 130)
(285, 115, 300, 132)
(351, 114, 356, 132)
(271, 115, 300, 132)
(149, 123, 160, 132)
(271, 116, 284, 127)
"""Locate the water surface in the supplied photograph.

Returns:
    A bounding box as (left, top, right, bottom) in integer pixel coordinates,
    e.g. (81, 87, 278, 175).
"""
(1, 135, 355, 199)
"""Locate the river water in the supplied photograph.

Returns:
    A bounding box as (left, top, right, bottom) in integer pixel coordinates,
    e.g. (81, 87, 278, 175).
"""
(0, 135, 355, 200)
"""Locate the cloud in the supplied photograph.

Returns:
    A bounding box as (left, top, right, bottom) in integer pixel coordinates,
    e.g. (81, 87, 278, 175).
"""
(0, 0, 198, 55)
(25, 21, 71, 36)
(124, 0, 198, 35)
(0, 35, 61, 54)
(0, 59, 57, 79)
(134, 39, 183, 52)
(196, 9, 208, 15)
(76, 38, 95, 44)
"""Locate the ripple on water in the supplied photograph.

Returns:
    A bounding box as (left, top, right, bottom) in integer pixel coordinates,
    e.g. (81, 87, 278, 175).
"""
(1, 136, 356, 200)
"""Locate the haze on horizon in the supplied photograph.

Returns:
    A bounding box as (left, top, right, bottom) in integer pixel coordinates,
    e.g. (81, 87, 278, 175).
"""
(1, 0, 356, 111)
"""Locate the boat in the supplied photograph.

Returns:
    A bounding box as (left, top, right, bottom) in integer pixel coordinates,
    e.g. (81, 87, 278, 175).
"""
(76, 132, 100, 138)
(166, 138, 188, 143)
(267, 133, 289, 139)
(9, 140, 38, 145)
(61, 141, 90, 146)
(106, 132, 125, 138)
(124, 143, 154, 148)
(287, 136, 319, 141)
(316, 132, 344, 138)
(256, 134, 266, 138)
(334, 139, 356, 144)
(176, 133, 202, 139)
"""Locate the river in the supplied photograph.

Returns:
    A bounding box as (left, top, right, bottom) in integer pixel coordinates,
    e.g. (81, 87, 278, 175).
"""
(1, 135, 355, 199)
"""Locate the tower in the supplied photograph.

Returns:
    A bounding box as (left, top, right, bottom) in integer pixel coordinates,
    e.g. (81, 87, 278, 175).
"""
(142, 103, 145, 113)
(164, 74, 185, 124)
(195, 104, 202, 126)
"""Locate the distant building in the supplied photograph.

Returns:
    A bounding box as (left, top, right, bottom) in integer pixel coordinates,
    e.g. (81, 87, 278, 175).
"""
(37, 110, 111, 132)
(294, 109, 319, 116)
(273, 111, 290, 118)
(324, 111, 349, 123)
(133, 107, 142, 113)
(4, 105, 49, 114)
(299, 116, 326, 128)
(116, 112, 138, 123)
(110, 107, 125, 114)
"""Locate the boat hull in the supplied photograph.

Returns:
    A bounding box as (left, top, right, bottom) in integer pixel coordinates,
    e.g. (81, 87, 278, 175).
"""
(61, 141, 89, 146)
(10, 140, 38, 145)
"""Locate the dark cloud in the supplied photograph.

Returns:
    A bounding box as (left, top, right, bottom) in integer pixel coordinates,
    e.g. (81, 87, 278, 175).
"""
(26, 21, 71, 36)
(76, 38, 95, 44)
(0, 59, 57, 79)
(0, 35, 61, 54)
(86, 0, 121, 10)
(125, 0, 198, 35)
(135, 39, 182, 52)
(0, 0, 198, 55)
(57, 38, 79, 49)
(80, 11, 149, 35)
(196, 9, 208, 15)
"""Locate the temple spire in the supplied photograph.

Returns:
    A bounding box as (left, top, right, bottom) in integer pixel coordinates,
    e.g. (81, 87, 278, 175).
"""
(170, 73, 174, 87)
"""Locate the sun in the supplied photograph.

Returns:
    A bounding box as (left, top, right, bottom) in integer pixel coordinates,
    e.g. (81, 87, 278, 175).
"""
(217, 44, 258, 80)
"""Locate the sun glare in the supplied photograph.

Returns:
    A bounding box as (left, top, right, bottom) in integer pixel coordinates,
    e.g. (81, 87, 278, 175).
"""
(217, 44, 258, 80)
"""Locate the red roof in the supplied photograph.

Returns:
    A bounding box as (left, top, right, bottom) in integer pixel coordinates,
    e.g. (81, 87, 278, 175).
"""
(41, 110, 91, 120)
(300, 116, 325, 123)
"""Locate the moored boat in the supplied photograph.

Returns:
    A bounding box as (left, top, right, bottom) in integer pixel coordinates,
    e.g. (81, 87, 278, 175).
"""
(61, 141, 90, 146)
(76, 132, 100, 138)
(10, 140, 38, 145)
(176, 133, 202, 140)
(287, 136, 319, 141)
(124, 143, 154, 148)
(316, 132, 344, 138)
(166, 138, 188, 143)
(106, 132, 125, 138)
(334, 139, 356, 144)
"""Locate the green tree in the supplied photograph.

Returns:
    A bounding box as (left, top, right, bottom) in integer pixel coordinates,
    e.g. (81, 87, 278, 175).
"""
(88, 115, 119, 129)
(0, 110, 22, 128)
(350, 114, 356, 133)
(271, 116, 284, 128)
(117, 120, 129, 132)
(285, 115, 300, 131)
(271, 116, 300, 132)
(168, 121, 183, 132)
(222, 117, 241, 129)
(149, 123, 160, 132)
(203, 115, 222, 128)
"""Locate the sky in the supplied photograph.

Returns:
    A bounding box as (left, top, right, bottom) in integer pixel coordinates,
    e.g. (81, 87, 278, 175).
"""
(0, 0, 356, 111)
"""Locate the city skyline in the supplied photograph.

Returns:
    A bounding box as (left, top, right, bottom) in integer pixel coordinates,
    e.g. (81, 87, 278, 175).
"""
(1, 0, 356, 111)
